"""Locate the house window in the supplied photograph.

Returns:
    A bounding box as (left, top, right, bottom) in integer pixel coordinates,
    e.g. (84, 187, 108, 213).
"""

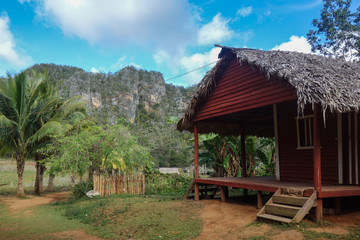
(296, 115, 314, 149)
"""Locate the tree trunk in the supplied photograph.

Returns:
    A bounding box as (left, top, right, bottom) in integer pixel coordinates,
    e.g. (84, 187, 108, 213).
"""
(71, 174, 76, 187)
(34, 161, 46, 195)
(47, 174, 55, 192)
(88, 166, 94, 183)
(35, 161, 40, 195)
(16, 154, 25, 197)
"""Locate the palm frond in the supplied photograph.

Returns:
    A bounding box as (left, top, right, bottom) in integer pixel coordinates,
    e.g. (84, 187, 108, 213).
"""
(26, 120, 70, 147)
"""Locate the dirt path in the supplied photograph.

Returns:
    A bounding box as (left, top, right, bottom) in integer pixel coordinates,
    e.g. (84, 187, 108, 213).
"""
(0, 192, 70, 214)
(0, 192, 104, 240)
(195, 199, 272, 240)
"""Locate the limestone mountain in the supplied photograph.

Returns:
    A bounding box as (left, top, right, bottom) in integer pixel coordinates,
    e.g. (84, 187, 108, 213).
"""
(28, 64, 192, 124)
(27, 64, 195, 167)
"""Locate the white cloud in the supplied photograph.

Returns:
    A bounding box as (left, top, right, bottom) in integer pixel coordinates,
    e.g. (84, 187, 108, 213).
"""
(111, 56, 141, 70)
(153, 50, 171, 66)
(272, 35, 312, 54)
(236, 6, 253, 18)
(178, 47, 221, 84)
(129, 62, 142, 69)
(28, 0, 198, 51)
(287, 0, 322, 11)
(111, 56, 127, 70)
(90, 67, 99, 73)
(197, 13, 233, 45)
(18, 0, 31, 3)
(0, 12, 33, 69)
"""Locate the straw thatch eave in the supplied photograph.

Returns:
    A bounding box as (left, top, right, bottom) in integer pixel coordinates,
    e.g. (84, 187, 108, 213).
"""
(177, 46, 360, 134)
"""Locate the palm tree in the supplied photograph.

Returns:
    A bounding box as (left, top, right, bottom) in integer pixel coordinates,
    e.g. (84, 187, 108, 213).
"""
(0, 71, 64, 197)
(32, 95, 86, 194)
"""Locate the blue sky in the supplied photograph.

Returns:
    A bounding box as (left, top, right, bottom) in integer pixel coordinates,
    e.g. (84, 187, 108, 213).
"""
(0, 0, 359, 86)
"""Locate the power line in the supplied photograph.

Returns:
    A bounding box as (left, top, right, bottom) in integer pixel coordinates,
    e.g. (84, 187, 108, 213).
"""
(165, 60, 218, 82)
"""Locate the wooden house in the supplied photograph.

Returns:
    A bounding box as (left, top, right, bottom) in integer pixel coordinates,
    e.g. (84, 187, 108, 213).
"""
(177, 45, 360, 223)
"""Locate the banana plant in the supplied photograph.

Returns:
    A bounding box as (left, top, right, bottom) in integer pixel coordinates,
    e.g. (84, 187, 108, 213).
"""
(190, 133, 275, 178)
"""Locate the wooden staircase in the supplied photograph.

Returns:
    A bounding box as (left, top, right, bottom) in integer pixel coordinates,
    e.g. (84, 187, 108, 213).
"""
(257, 188, 317, 223)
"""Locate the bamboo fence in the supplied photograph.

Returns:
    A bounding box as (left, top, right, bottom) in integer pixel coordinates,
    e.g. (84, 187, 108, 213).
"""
(93, 172, 145, 196)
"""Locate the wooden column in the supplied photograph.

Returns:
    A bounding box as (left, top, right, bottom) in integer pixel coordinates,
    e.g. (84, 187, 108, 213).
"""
(194, 123, 199, 201)
(313, 104, 323, 222)
(273, 104, 281, 180)
(241, 127, 248, 196)
(220, 186, 228, 202)
(257, 191, 263, 209)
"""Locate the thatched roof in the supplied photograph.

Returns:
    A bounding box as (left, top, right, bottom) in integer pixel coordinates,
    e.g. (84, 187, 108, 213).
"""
(177, 45, 360, 134)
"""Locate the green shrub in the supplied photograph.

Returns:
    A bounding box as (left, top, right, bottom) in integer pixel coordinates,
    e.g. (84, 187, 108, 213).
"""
(146, 173, 192, 195)
(72, 181, 93, 199)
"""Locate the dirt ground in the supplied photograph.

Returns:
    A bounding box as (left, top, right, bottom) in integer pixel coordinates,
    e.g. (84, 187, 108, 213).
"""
(195, 197, 359, 240)
(1, 192, 70, 214)
(0, 192, 104, 240)
(1, 193, 360, 239)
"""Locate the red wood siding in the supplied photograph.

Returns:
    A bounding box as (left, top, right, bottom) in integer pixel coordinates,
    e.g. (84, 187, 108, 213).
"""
(278, 100, 338, 184)
(193, 59, 297, 122)
(321, 111, 338, 184)
(342, 112, 360, 185)
(278, 101, 313, 182)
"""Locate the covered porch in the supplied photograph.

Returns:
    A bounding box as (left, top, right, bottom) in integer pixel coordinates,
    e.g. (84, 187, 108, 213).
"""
(195, 176, 360, 199)
(177, 46, 360, 222)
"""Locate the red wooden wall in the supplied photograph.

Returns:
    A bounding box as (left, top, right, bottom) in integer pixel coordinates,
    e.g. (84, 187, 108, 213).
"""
(277, 100, 339, 184)
(190, 56, 360, 185)
(342, 112, 360, 185)
(193, 58, 297, 122)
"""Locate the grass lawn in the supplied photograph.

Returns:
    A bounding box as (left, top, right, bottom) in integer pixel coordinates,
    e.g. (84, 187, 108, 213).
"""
(0, 194, 202, 240)
(0, 158, 74, 195)
(0, 203, 91, 240)
(56, 195, 202, 239)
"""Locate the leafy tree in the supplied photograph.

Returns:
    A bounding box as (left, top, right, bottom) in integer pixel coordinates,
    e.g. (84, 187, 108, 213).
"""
(32, 89, 86, 194)
(132, 115, 193, 167)
(41, 121, 152, 185)
(307, 0, 360, 61)
(0, 71, 64, 196)
(197, 134, 275, 177)
(198, 134, 240, 177)
(245, 136, 275, 176)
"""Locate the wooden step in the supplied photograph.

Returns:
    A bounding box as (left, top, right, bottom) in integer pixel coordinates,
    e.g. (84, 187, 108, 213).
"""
(273, 195, 309, 206)
(257, 213, 292, 223)
(265, 203, 301, 218)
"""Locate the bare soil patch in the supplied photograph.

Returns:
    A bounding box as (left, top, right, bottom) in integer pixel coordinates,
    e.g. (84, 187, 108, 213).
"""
(196, 198, 360, 240)
(309, 226, 349, 235)
(50, 230, 104, 240)
(196, 198, 271, 240)
(0, 192, 70, 214)
(270, 230, 304, 240)
(324, 211, 360, 227)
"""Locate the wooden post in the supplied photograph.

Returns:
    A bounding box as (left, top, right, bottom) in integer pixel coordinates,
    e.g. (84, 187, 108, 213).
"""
(142, 173, 146, 194)
(273, 104, 281, 180)
(257, 191, 263, 209)
(241, 127, 248, 196)
(194, 123, 200, 201)
(313, 104, 323, 222)
(220, 186, 227, 202)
